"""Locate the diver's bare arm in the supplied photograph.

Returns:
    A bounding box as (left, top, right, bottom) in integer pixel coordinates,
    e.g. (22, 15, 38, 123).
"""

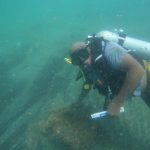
(115, 54, 144, 105)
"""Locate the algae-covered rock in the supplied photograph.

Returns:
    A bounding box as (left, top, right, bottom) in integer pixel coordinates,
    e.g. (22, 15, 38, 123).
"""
(42, 102, 104, 150)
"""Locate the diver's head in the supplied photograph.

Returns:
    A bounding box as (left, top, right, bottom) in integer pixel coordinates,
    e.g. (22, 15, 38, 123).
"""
(70, 42, 91, 66)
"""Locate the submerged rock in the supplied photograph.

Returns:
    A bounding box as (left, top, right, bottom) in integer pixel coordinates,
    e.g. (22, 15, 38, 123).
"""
(26, 102, 107, 150)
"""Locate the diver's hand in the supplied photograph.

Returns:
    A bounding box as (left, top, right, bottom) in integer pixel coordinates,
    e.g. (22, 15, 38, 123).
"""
(107, 100, 123, 116)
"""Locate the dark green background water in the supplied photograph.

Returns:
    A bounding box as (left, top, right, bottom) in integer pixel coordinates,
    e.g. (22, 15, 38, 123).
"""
(0, 0, 150, 150)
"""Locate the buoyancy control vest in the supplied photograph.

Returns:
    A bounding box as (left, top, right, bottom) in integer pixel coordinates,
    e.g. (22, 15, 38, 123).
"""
(82, 32, 150, 99)
(79, 37, 125, 98)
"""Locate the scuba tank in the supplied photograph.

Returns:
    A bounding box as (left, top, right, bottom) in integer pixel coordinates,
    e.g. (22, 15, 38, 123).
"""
(96, 30, 150, 60)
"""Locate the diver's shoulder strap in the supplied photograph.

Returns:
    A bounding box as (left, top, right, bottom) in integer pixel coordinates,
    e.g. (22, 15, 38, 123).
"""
(94, 40, 107, 63)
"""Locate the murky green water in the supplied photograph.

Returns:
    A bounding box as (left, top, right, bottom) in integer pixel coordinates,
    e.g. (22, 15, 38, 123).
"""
(0, 0, 150, 149)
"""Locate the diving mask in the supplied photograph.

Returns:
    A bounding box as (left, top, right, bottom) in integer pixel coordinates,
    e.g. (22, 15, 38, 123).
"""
(70, 48, 89, 65)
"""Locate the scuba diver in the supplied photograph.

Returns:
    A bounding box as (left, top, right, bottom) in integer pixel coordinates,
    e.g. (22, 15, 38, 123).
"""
(68, 30, 150, 116)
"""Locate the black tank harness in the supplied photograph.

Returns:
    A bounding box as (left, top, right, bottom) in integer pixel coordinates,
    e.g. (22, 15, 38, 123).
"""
(81, 35, 144, 100)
